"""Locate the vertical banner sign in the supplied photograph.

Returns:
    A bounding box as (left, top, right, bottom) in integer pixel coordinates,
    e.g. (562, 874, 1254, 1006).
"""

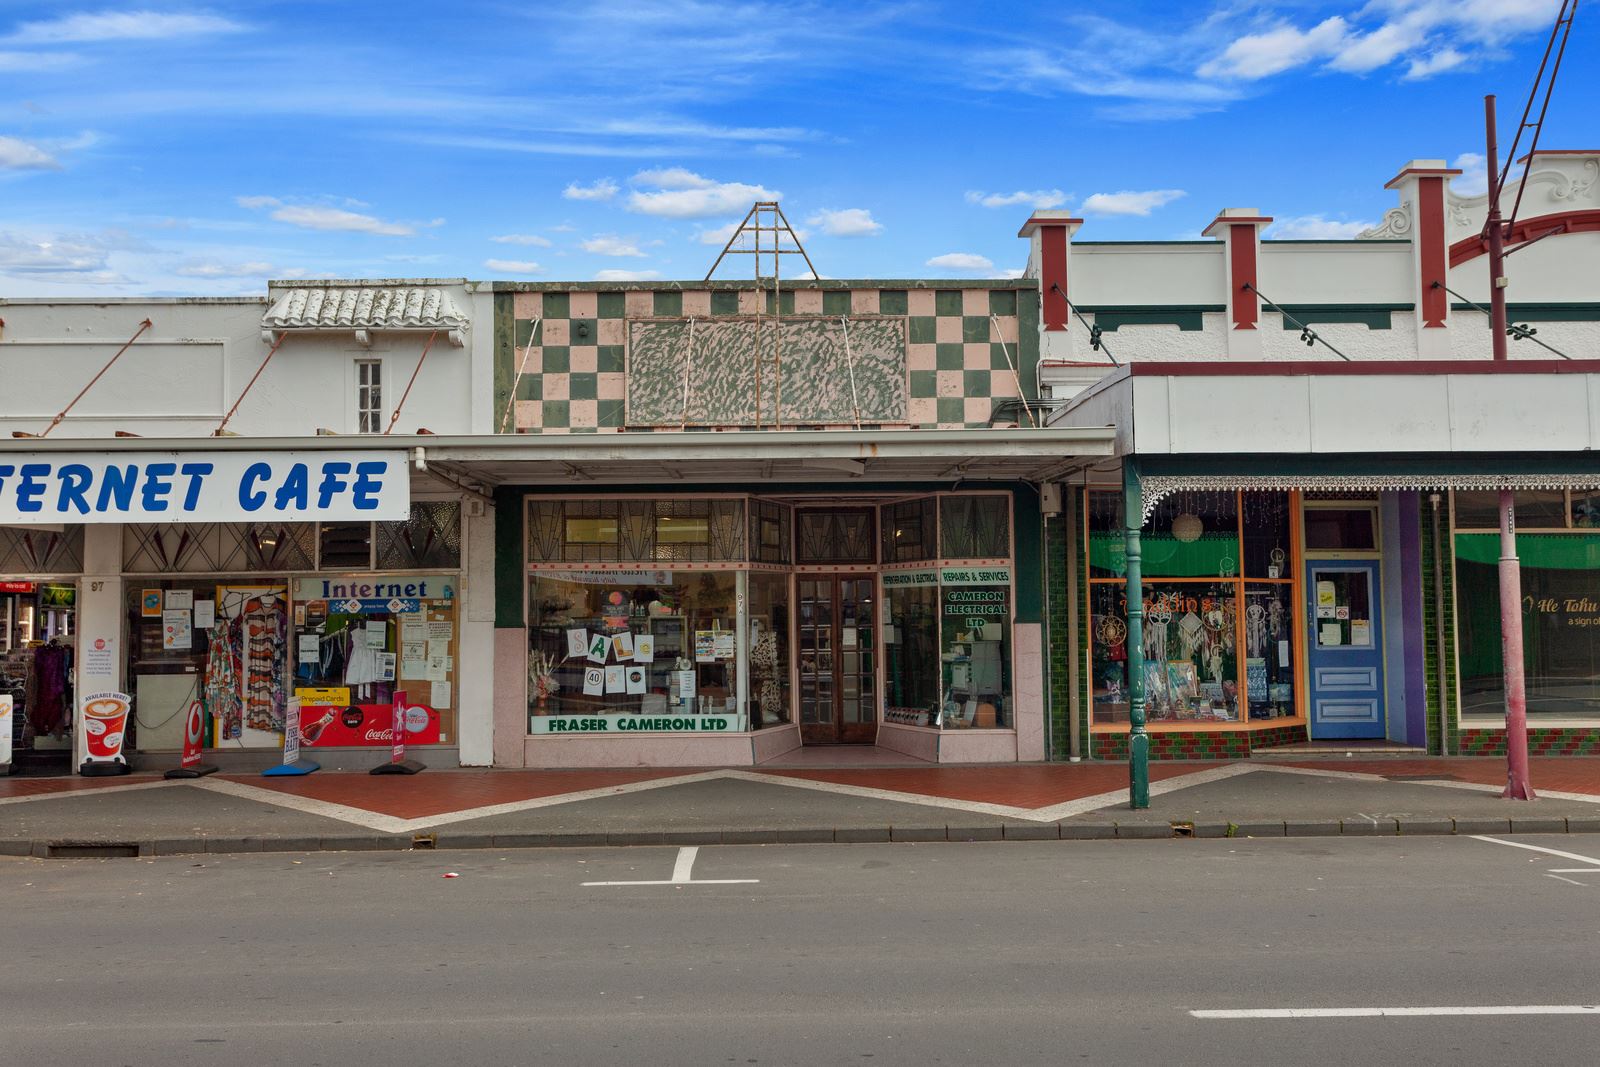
(180, 700, 205, 769)
(391, 689, 407, 765)
(80, 692, 131, 764)
(281, 695, 301, 767)
(0, 694, 12, 770)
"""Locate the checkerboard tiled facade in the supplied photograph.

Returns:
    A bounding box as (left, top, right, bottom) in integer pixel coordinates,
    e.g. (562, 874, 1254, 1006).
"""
(495, 284, 1036, 433)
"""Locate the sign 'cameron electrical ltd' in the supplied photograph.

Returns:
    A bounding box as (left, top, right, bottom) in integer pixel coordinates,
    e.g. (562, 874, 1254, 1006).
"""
(0, 451, 409, 524)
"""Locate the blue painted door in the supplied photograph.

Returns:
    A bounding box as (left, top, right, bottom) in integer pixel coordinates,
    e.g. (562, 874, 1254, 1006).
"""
(1306, 562, 1386, 739)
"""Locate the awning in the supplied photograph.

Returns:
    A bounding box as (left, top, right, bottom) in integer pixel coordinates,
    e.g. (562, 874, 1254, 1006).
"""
(0, 427, 1117, 498)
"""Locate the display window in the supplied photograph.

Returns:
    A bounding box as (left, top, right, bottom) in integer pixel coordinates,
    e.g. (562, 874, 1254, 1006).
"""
(527, 569, 741, 731)
(746, 572, 792, 728)
(938, 567, 1011, 729)
(1454, 489, 1600, 722)
(3, 578, 78, 763)
(291, 574, 455, 746)
(1087, 488, 1303, 728)
(883, 570, 940, 726)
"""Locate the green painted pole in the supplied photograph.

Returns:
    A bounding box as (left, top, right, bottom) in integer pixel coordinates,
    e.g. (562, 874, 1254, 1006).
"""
(1123, 462, 1149, 808)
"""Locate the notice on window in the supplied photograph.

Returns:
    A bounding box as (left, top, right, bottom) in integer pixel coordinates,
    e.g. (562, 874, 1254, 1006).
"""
(633, 633, 655, 663)
(841, 628, 858, 650)
(582, 667, 604, 696)
(1350, 620, 1371, 646)
(604, 665, 626, 694)
(377, 652, 396, 682)
(625, 666, 646, 695)
(426, 654, 449, 682)
(162, 609, 192, 650)
(1316, 580, 1336, 609)
(298, 634, 320, 664)
(672, 670, 696, 700)
(193, 599, 215, 630)
(694, 631, 715, 663)
(426, 621, 453, 643)
(714, 632, 735, 660)
(1278, 640, 1290, 668)
(362, 624, 386, 650)
(612, 631, 635, 661)
(401, 619, 425, 643)
(1320, 622, 1343, 646)
(566, 628, 589, 659)
(431, 680, 452, 710)
(588, 633, 610, 663)
(166, 589, 194, 611)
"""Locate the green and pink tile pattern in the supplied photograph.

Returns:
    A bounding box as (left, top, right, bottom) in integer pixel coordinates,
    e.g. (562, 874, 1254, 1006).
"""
(499, 285, 1034, 433)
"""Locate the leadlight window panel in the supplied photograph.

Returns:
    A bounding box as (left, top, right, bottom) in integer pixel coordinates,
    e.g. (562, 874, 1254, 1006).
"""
(750, 500, 792, 564)
(883, 497, 937, 563)
(797, 508, 876, 564)
(122, 522, 315, 573)
(376, 502, 462, 569)
(563, 500, 621, 562)
(527, 499, 565, 563)
(0, 526, 85, 574)
(939, 494, 1010, 560)
(319, 522, 373, 570)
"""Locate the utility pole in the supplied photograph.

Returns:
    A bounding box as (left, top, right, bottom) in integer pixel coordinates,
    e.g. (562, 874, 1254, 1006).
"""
(1484, 94, 1535, 800)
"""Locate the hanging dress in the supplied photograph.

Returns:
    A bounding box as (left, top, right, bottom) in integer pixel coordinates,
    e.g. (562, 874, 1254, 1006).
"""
(204, 617, 243, 741)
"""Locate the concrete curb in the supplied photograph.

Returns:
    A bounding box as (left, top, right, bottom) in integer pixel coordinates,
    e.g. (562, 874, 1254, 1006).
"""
(3, 815, 1599, 858)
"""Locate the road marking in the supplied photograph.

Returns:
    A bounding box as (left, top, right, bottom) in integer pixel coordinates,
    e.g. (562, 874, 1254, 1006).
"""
(1547, 874, 1588, 886)
(1548, 868, 1600, 873)
(581, 846, 760, 888)
(1470, 835, 1600, 867)
(1191, 1005, 1600, 1019)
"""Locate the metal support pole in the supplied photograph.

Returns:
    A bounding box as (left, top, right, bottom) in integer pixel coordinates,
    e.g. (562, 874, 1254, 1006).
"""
(1485, 94, 1535, 799)
(1123, 462, 1149, 808)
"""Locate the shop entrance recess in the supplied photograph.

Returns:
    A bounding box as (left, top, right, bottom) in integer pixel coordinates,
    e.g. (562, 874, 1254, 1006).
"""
(797, 574, 877, 744)
(1305, 561, 1386, 739)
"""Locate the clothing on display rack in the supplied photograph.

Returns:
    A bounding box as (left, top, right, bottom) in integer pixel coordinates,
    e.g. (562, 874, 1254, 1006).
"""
(241, 598, 287, 733)
(24, 640, 72, 738)
(203, 616, 243, 740)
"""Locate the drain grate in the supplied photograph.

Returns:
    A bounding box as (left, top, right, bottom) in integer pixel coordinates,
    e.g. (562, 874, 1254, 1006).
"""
(47, 842, 140, 859)
(1171, 822, 1196, 838)
(411, 833, 437, 850)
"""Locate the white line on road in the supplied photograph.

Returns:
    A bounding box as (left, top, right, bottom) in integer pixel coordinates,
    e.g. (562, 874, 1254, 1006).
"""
(581, 846, 760, 887)
(1470, 835, 1600, 867)
(1547, 874, 1588, 886)
(1191, 1005, 1600, 1019)
(1547, 868, 1600, 873)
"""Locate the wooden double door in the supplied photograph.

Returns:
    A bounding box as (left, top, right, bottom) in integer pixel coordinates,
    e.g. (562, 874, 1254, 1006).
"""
(797, 574, 878, 744)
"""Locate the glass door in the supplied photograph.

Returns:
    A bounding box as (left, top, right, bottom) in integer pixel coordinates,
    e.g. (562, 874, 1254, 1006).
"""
(798, 575, 878, 744)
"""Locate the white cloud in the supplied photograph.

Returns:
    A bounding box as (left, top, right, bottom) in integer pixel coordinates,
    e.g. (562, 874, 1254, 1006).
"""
(594, 268, 660, 281)
(1199, 2, 1563, 83)
(1002, 267, 1026, 279)
(562, 178, 618, 201)
(0, 228, 136, 275)
(696, 221, 741, 246)
(1267, 215, 1376, 239)
(806, 208, 882, 237)
(1198, 16, 1350, 79)
(965, 189, 1070, 210)
(484, 258, 543, 274)
(581, 234, 645, 257)
(4, 10, 245, 44)
(925, 252, 995, 272)
(237, 196, 414, 236)
(1080, 188, 1186, 216)
(174, 260, 273, 278)
(490, 233, 552, 247)
(630, 167, 713, 190)
(0, 135, 59, 170)
(1452, 151, 1489, 197)
(0, 50, 79, 71)
(626, 169, 778, 218)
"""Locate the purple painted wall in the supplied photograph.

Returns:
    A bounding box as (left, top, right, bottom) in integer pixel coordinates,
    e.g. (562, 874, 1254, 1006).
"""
(1398, 492, 1428, 745)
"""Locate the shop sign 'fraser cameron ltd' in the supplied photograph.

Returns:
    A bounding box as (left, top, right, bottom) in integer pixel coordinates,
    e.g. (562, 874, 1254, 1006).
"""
(0, 451, 410, 524)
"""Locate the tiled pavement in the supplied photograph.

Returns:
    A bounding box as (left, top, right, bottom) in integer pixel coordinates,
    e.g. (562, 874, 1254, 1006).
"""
(4, 757, 1600, 856)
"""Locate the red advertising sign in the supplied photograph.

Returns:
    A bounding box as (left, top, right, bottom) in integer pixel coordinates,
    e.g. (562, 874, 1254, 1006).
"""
(391, 689, 407, 763)
(0, 581, 36, 593)
(297, 701, 440, 748)
(81, 692, 131, 762)
(180, 700, 206, 768)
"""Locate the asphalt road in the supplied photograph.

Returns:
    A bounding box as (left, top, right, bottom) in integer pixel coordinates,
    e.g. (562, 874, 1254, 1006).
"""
(3, 835, 1599, 1066)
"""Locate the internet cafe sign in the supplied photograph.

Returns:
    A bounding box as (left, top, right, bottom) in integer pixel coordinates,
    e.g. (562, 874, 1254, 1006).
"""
(0, 451, 409, 524)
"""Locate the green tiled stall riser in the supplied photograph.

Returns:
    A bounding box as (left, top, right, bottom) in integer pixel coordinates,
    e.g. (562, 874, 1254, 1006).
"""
(1095, 731, 1252, 761)
(1458, 728, 1600, 756)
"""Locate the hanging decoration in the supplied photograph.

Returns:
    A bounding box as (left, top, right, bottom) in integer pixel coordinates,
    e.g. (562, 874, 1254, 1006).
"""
(1171, 513, 1203, 543)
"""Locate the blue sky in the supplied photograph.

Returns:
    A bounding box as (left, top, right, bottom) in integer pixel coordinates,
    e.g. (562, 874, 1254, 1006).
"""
(0, 1, 1594, 295)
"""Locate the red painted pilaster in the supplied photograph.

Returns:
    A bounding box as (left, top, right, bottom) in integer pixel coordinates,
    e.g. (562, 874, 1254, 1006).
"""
(1040, 225, 1069, 331)
(1228, 223, 1259, 330)
(1417, 176, 1448, 328)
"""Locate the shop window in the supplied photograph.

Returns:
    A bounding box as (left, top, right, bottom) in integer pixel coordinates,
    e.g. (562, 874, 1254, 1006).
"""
(1454, 490, 1568, 531)
(747, 572, 792, 728)
(1303, 506, 1378, 552)
(1138, 582, 1239, 722)
(1086, 489, 1126, 579)
(318, 522, 373, 570)
(292, 574, 456, 747)
(882, 497, 937, 563)
(797, 508, 876, 564)
(1456, 532, 1600, 721)
(883, 571, 940, 726)
(527, 570, 740, 727)
(356, 359, 383, 434)
(1242, 492, 1293, 578)
(939, 572, 1010, 728)
(125, 580, 290, 752)
(1243, 584, 1296, 720)
(0, 526, 84, 574)
(376, 502, 462, 570)
(1089, 583, 1129, 722)
(749, 499, 792, 565)
(940, 494, 1010, 560)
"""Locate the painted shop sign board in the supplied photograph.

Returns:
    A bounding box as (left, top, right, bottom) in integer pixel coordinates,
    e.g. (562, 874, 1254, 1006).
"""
(530, 714, 746, 734)
(0, 451, 409, 524)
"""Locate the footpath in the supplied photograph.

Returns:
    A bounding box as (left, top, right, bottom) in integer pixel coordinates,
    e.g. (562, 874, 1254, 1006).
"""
(4, 756, 1600, 859)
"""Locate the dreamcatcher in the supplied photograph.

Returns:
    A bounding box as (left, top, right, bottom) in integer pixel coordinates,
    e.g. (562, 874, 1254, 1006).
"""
(1200, 598, 1235, 683)
(1246, 602, 1268, 658)
(1096, 614, 1127, 655)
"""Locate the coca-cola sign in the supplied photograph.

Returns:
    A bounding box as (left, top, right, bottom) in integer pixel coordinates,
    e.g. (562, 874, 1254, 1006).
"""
(297, 702, 440, 748)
